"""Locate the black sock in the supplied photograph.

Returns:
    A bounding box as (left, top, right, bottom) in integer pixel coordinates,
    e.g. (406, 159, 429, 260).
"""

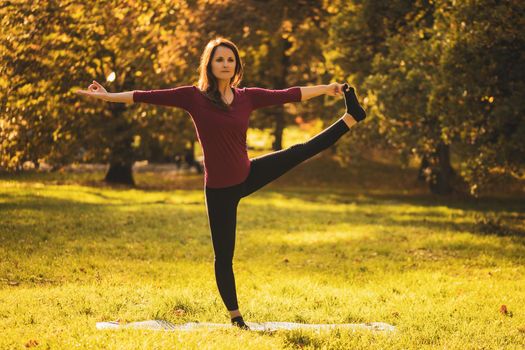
(231, 316, 250, 330)
(343, 83, 366, 122)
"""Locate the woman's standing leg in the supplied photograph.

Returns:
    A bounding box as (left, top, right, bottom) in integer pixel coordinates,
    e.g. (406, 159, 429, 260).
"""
(204, 183, 250, 329)
(242, 114, 357, 197)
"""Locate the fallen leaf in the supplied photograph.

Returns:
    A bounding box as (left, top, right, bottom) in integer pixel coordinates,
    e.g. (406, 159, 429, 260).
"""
(499, 305, 508, 315)
(25, 339, 39, 348)
(174, 309, 186, 317)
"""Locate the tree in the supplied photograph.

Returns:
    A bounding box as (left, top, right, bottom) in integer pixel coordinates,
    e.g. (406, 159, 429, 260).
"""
(327, 0, 524, 195)
(0, 0, 84, 171)
(429, 0, 525, 195)
(363, 3, 459, 195)
(326, 0, 440, 183)
(1, 0, 198, 185)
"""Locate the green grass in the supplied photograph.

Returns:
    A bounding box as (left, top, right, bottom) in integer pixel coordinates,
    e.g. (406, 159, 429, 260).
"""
(1, 154, 524, 349)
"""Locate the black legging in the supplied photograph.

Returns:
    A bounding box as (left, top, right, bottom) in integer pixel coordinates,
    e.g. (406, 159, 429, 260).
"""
(204, 118, 350, 311)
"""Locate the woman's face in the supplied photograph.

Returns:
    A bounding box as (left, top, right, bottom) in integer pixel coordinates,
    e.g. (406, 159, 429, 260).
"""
(210, 45, 236, 82)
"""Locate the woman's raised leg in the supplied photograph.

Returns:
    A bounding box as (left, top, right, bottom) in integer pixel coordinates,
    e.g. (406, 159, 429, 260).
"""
(242, 115, 356, 198)
(241, 84, 365, 198)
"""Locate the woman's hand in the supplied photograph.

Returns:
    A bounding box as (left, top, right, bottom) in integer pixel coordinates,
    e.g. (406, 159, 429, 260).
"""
(76, 80, 108, 100)
(325, 82, 345, 97)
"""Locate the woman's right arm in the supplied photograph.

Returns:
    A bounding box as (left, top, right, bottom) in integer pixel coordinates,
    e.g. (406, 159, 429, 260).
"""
(76, 80, 134, 104)
(77, 80, 195, 110)
(103, 91, 134, 103)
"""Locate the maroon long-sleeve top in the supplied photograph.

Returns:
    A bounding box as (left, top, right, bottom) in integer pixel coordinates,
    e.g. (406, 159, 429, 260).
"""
(133, 85, 302, 188)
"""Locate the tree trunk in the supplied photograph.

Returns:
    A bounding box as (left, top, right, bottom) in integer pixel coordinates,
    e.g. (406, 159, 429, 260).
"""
(184, 142, 202, 174)
(105, 162, 134, 186)
(272, 110, 285, 150)
(417, 155, 429, 181)
(104, 104, 135, 186)
(426, 142, 455, 195)
(272, 35, 292, 151)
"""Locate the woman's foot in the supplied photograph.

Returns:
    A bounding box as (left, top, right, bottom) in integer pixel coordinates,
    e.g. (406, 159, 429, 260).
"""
(342, 83, 366, 122)
(231, 315, 251, 330)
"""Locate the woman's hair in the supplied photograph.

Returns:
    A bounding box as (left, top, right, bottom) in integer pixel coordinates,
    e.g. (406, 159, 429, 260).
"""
(197, 37, 244, 111)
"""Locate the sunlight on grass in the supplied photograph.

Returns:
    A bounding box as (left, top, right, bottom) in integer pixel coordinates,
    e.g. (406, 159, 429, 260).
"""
(1, 171, 524, 348)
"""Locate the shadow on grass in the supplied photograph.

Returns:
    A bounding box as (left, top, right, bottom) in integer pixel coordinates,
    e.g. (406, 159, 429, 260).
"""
(240, 189, 525, 241)
(3, 186, 524, 239)
(0, 192, 202, 211)
(1, 186, 524, 276)
(263, 188, 525, 215)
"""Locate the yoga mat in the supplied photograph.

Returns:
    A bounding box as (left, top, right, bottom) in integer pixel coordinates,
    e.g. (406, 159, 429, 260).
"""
(96, 320, 396, 332)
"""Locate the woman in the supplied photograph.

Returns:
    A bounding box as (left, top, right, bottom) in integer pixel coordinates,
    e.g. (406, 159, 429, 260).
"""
(77, 37, 366, 330)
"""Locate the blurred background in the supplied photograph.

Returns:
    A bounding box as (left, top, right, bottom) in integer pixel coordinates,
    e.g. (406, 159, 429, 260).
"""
(1, 0, 523, 197)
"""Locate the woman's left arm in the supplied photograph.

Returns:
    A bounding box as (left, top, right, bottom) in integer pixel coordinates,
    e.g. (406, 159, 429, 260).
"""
(246, 83, 343, 110)
(300, 83, 344, 101)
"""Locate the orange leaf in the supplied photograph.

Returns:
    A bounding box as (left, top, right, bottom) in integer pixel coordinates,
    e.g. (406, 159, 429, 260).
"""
(499, 305, 508, 315)
(25, 339, 39, 348)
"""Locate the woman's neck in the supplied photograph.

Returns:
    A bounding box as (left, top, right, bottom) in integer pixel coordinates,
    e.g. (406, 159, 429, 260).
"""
(217, 79, 231, 95)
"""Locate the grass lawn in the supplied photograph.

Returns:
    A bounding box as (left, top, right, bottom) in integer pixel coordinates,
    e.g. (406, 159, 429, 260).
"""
(1, 154, 524, 349)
